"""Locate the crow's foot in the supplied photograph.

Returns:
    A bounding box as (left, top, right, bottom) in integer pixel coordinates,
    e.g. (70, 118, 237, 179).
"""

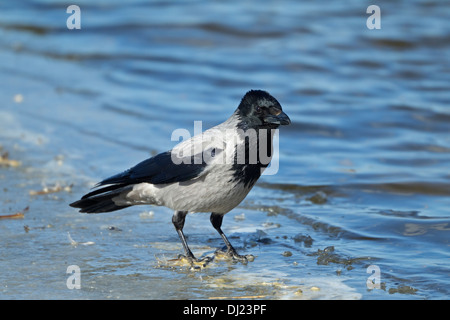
(215, 246, 254, 264)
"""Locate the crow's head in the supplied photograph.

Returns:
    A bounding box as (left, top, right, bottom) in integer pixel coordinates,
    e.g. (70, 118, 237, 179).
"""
(236, 90, 290, 129)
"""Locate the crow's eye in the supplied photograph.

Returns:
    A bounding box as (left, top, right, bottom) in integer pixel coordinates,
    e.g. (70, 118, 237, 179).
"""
(256, 106, 262, 114)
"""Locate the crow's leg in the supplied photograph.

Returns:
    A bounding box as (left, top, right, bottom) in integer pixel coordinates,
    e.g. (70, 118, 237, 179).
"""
(210, 212, 254, 263)
(172, 210, 211, 267)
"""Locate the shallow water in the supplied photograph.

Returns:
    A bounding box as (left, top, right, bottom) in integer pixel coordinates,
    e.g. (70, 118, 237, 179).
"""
(0, 1, 449, 300)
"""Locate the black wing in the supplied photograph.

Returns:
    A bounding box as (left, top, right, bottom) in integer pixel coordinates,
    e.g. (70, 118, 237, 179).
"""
(96, 150, 209, 187)
(69, 150, 209, 213)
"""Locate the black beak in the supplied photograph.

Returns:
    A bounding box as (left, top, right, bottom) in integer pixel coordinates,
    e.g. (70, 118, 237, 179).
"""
(264, 110, 291, 125)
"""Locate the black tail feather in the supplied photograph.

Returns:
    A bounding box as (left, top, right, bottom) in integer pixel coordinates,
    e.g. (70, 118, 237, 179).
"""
(70, 184, 132, 213)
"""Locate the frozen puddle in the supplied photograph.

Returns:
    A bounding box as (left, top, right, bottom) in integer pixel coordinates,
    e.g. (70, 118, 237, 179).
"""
(206, 271, 362, 300)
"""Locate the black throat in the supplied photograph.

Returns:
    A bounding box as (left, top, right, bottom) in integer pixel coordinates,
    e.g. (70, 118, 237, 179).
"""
(230, 127, 274, 188)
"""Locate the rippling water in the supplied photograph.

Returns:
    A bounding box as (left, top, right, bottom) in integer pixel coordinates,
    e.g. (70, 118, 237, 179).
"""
(0, 1, 449, 299)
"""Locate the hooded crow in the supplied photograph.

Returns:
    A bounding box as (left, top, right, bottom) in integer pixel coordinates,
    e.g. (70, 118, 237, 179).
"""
(70, 90, 290, 265)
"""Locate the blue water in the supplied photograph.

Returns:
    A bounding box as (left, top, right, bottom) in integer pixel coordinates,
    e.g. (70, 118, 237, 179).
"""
(0, 0, 449, 299)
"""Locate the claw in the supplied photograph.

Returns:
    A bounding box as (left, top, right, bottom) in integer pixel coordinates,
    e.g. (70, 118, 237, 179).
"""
(215, 246, 255, 264)
(177, 254, 213, 270)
